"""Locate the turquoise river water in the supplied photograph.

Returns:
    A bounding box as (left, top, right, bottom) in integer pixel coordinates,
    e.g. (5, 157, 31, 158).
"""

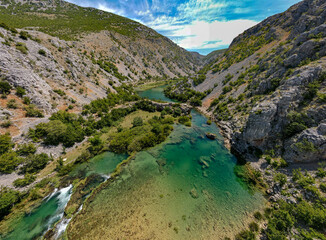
(2, 85, 265, 240)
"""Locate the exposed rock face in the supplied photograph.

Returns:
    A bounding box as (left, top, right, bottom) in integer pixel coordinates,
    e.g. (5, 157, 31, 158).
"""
(196, 0, 326, 164)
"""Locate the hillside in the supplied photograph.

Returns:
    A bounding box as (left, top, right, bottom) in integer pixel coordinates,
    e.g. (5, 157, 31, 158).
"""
(168, 1, 326, 238)
(0, 0, 203, 139)
(194, 0, 326, 164)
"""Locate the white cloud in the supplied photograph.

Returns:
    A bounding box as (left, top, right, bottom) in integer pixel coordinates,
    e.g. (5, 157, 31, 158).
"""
(168, 19, 258, 50)
(97, 3, 124, 15)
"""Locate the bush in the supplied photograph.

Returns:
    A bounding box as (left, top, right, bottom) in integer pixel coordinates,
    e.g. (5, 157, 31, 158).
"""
(0, 151, 22, 173)
(23, 97, 31, 105)
(132, 117, 143, 127)
(25, 104, 44, 117)
(249, 222, 259, 232)
(38, 49, 46, 56)
(222, 85, 232, 94)
(16, 86, 26, 97)
(320, 183, 326, 193)
(0, 188, 20, 220)
(54, 89, 66, 96)
(16, 42, 28, 54)
(274, 173, 287, 187)
(19, 31, 29, 40)
(178, 116, 190, 125)
(254, 211, 263, 221)
(0, 133, 13, 154)
(235, 230, 256, 240)
(20, 153, 50, 174)
(13, 174, 36, 187)
(16, 143, 37, 156)
(0, 81, 11, 94)
(7, 99, 17, 109)
(1, 121, 11, 128)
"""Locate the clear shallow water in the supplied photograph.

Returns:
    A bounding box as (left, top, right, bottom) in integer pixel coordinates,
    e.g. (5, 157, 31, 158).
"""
(137, 85, 175, 102)
(2, 185, 72, 240)
(67, 110, 265, 239)
(3, 87, 264, 240)
(1, 152, 127, 240)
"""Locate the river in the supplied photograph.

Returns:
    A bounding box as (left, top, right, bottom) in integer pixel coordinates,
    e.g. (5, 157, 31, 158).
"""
(2, 85, 264, 240)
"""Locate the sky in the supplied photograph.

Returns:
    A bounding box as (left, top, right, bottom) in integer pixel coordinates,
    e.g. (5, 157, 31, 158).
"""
(66, 0, 301, 55)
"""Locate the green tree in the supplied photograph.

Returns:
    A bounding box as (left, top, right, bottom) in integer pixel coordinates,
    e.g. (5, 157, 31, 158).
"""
(132, 117, 143, 127)
(0, 81, 11, 94)
(0, 188, 20, 219)
(16, 87, 26, 97)
(0, 133, 13, 154)
(20, 153, 50, 174)
(0, 151, 22, 173)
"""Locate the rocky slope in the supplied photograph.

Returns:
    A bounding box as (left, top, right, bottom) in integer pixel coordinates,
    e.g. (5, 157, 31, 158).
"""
(0, 0, 204, 138)
(195, 0, 326, 164)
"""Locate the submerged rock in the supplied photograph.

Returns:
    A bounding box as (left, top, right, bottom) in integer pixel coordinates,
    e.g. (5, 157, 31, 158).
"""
(189, 188, 199, 199)
(206, 132, 217, 140)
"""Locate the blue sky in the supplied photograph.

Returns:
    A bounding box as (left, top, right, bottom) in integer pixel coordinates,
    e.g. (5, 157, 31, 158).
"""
(66, 0, 301, 55)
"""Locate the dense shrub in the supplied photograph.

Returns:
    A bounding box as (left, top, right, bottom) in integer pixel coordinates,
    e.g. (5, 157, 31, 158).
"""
(0, 133, 13, 154)
(16, 86, 26, 97)
(13, 174, 36, 187)
(25, 104, 44, 117)
(0, 151, 22, 173)
(20, 153, 50, 174)
(0, 188, 20, 220)
(38, 49, 46, 56)
(7, 99, 17, 109)
(132, 117, 143, 127)
(0, 81, 11, 94)
(16, 143, 37, 156)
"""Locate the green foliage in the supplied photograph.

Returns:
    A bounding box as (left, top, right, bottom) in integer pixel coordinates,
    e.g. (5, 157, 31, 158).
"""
(254, 211, 263, 221)
(132, 117, 143, 127)
(316, 168, 326, 178)
(16, 143, 37, 156)
(320, 183, 326, 193)
(16, 86, 26, 97)
(22, 96, 31, 105)
(13, 174, 36, 187)
(266, 204, 294, 240)
(0, 133, 13, 154)
(189, 97, 202, 106)
(193, 74, 206, 86)
(0, 187, 20, 220)
(38, 49, 46, 56)
(164, 80, 206, 105)
(274, 173, 287, 186)
(15, 42, 28, 54)
(295, 139, 317, 153)
(0, 22, 17, 33)
(214, 102, 231, 121)
(304, 81, 320, 101)
(284, 111, 311, 138)
(222, 85, 232, 94)
(97, 60, 127, 81)
(223, 74, 233, 85)
(25, 104, 44, 117)
(0, 81, 11, 94)
(53, 89, 66, 96)
(234, 163, 265, 190)
(178, 116, 191, 126)
(0, 2, 148, 40)
(7, 99, 17, 109)
(19, 31, 30, 40)
(235, 230, 256, 240)
(20, 153, 50, 174)
(0, 151, 22, 174)
(109, 116, 173, 154)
